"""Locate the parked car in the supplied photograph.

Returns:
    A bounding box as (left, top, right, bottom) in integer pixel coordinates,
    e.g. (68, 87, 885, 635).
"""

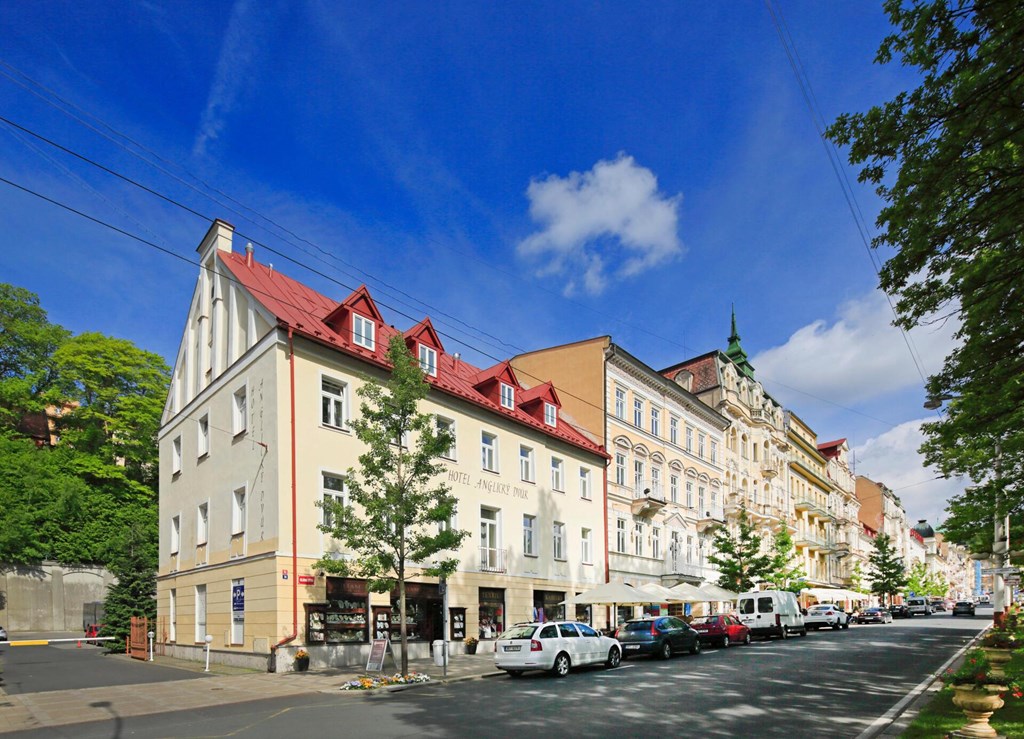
(804, 603, 853, 630)
(0, 625, 7, 641)
(616, 616, 701, 659)
(690, 614, 751, 648)
(889, 604, 912, 618)
(736, 590, 807, 639)
(494, 621, 622, 678)
(929, 599, 947, 612)
(952, 601, 976, 616)
(907, 597, 930, 616)
(855, 607, 893, 624)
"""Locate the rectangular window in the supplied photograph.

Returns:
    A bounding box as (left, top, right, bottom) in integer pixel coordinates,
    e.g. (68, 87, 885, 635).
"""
(652, 527, 661, 560)
(169, 588, 177, 642)
(520, 445, 535, 482)
(711, 440, 718, 464)
(172, 436, 182, 475)
(233, 386, 247, 435)
(436, 416, 456, 460)
(321, 378, 347, 429)
(615, 453, 626, 486)
(170, 515, 180, 553)
(634, 522, 644, 556)
(322, 472, 346, 528)
(579, 468, 591, 499)
(481, 431, 498, 472)
(353, 314, 375, 350)
(698, 433, 706, 459)
(197, 503, 208, 545)
(500, 382, 515, 409)
(195, 584, 207, 643)
(232, 487, 246, 535)
(634, 459, 645, 492)
(614, 387, 626, 419)
(553, 522, 565, 561)
(581, 528, 593, 564)
(616, 518, 627, 553)
(670, 474, 679, 503)
(685, 426, 693, 452)
(633, 398, 644, 428)
(670, 416, 679, 445)
(698, 486, 706, 514)
(197, 415, 210, 457)
(686, 480, 694, 508)
(523, 514, 537, 556)
(650, 408, 660, 437)
(651, 466, 661, 497)
(419, 345, 438, 376)
(544, 402, 558, 427)
(551, 457, 564, 492)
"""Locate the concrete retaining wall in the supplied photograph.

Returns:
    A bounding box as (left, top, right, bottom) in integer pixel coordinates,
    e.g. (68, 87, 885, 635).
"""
(0, 562, 114, 632)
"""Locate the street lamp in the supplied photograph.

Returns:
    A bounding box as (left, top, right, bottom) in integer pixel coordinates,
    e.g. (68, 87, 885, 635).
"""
(923, 392, 955, 411)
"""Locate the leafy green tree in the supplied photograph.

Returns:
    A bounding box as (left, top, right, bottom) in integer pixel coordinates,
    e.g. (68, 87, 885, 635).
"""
(708, 507, 773, 593)
(763, 526, 806, 592)
(848, 561, 865, 593)
(868, 533, 907, 606)
(827, 0, 1024, 545)
(316, 335, 468, 674)
(100, 517, 158, 653)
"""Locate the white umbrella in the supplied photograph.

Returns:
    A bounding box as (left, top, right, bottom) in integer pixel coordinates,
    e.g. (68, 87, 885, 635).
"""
(637, 583, 686, 602)
(667, 582, 708, 601)
(571, 580, 649, 606)
(699, 582, 740, 602)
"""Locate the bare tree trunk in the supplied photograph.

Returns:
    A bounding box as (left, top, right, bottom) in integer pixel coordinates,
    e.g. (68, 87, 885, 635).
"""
(399, 570, 408, 675)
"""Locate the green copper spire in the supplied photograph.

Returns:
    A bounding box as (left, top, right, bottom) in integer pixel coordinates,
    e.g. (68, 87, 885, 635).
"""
(725, 305, 755, 378)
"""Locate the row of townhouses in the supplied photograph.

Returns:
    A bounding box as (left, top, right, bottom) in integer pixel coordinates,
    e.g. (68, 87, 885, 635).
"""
(157, 221, 970, 671)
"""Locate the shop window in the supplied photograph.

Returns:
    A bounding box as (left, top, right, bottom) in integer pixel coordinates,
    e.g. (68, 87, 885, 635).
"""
(533, 590, 566, 622)
(479, 587, 505, 639)
(308, 578, 369, 644)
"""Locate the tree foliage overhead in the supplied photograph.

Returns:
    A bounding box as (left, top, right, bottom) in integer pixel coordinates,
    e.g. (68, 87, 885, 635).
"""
(868, 533, 908, 605)
(827, 0, 1024, 547)
(762, 526, 806, 593)
(316, 335, 469, 674)
(708, 507, 773, 593)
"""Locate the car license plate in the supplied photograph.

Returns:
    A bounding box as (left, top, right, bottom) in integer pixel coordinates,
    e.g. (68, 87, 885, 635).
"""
(625, 644, 640, 650)
(504, 645, 520, 652)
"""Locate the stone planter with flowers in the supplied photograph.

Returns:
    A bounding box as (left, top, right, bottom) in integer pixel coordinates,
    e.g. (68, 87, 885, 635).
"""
(941, 649, 1022, 738)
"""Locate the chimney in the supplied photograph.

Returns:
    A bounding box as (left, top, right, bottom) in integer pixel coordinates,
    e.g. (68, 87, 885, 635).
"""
(245, 242, 254, 267)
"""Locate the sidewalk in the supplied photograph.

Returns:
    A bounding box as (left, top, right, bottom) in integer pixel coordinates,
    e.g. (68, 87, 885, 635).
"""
(0, 651, 502, 735)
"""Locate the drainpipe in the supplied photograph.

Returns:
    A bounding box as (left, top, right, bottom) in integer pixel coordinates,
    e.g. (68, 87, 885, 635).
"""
(271, 327, 299, 667)
(603, 460, 610, 629)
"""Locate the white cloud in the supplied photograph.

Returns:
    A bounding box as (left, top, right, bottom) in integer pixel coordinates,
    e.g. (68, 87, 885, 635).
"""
(751, 289, 959, 407)
(853, 419, 969, 527)
(517, 154, 683, 296)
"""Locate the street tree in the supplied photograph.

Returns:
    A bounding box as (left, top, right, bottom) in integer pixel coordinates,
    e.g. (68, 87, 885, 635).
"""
(708, 506, 773, 593)
(827, 0, 1024, 546)
(100, 516, 158, 652)
(868, 533, 907, 605)
(848, 561, 865, 594)
(763, 526, 806, 592)
(316, 335, 468, 674)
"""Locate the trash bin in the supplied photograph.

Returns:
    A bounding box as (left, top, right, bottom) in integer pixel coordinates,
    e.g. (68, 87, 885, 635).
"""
(432, 640, 447, 667)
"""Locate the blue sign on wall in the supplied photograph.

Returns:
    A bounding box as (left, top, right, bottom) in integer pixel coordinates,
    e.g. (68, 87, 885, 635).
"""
(232, 583, 245, 613)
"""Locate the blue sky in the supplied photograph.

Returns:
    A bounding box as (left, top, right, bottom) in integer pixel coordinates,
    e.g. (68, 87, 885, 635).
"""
(0, 1, 962, 525)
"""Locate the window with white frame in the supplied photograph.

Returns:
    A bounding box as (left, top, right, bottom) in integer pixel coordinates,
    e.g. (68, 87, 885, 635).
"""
(634, 459, 645, 492)
(634, 522, 644, 556)
(170, 515, 180, 553)
(651, 466, 661, 497)
(615, 453, 626, 486)
(544, 402, 557, 427)
(553, 522, 565, 560)
(352, 313, 375, 350)
(194, 584, 207, 643)
(698, 485, 706, 513)
(436, 416, 456, 460)
(500, 382, 515, 409)
(232, 487, 246, 535)
(616, 518, 627, 553)
(232, 386, 247, 435)
(551, 457, 564, 491)
(711, 440, 718, 464)
(685, 426, 693, 452)
(172, 436, 182, 475)
(670, 415, 679, 445)
(670, 474, 679, 503)
(581, 528, 592, 564)
(579, 467, 591, 499)
(322, 472, 346, 528)
(197, 502, 208, 545)
(419, 345, 438, 376)
(633, 397, 644, 428)
(698, 433, 706, 459)
(321, 378, 347, 429)
(523, 514, 537, 556)
(686, 480, 694, 508)
(481, 431, 498, 472)
(614, 387, 626, 419)
(653, 527, 661, 560)
(519, 445, 535, 482)
(650, 407, 660, 437)
(198, 414, 210, 457)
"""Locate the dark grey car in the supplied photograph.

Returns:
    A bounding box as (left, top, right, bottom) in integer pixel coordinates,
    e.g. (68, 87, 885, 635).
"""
(952, 601, 976, 616)
(616, 617, 701, 659)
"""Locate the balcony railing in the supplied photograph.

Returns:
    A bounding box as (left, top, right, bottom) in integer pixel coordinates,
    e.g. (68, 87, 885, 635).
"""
(631, 480, 667, 517)
(480, 546, 508, 573)
(667, 559, 719, 580)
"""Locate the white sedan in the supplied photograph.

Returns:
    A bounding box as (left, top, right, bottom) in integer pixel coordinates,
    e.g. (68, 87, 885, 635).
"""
(804, 604, 852, 630)
(494, 621, 622, 677)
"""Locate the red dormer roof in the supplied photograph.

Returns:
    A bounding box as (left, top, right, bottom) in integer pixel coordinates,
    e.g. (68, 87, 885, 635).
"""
(817, 438, 847, 458)
(518, 381, 559, 408)
(217, 247, 605, 459)
(404, 317, 444, 354)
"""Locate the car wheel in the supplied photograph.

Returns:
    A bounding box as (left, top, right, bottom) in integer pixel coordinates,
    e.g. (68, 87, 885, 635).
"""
(690, 639, 701, 655)
(507, 670, 523, 678)
(551, 652, 571, 678)
(659, 640, 673, 660)
(743, 632, 752, 645)
(842, 621, 850, 630)
(780, 626, 789, 640)
(832, 622, 841, 630)
(799, 628, 807, 637)
(606, 647, 621, 668)
(721, 635, 730, 648)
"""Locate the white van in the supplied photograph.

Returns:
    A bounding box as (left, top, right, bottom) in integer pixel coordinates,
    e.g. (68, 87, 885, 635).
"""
(907, 597, 930, 616)
(736, 590, 807, 639)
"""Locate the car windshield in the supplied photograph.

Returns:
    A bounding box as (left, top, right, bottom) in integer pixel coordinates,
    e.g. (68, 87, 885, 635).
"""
(622, 621, 654, 632)
(498, 625, 537, 640)
(690, 617, 713, 625)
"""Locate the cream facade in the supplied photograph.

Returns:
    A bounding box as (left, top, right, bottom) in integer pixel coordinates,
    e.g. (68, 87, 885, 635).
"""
(158, 221, 607, 671)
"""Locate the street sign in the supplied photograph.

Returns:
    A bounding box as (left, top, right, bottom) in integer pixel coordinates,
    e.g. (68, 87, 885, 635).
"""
(298, 575, 315, 585)
(981, 567, 1019, 575)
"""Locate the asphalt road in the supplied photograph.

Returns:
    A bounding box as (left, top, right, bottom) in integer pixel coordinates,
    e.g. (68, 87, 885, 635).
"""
(3, 613, 990, 739)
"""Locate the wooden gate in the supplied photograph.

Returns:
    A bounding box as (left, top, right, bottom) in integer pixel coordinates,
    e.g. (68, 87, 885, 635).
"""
(129, 616, 149, 660)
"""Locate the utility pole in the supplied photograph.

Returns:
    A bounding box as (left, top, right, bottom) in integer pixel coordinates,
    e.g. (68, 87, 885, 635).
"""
(992, 443, 1009, 627)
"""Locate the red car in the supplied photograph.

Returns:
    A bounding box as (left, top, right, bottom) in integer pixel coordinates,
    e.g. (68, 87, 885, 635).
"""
(689, 614, 751, 648)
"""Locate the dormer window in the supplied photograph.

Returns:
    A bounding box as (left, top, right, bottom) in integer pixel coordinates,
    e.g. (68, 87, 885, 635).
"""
(419, 345, 438, 377)
(500, 382, 515, 410)
(544, 402, 557, 427)
(353, 314, 375, 350)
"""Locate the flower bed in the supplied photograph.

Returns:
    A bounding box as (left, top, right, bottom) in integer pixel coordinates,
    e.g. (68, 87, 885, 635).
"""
(340, 673, 431, 691)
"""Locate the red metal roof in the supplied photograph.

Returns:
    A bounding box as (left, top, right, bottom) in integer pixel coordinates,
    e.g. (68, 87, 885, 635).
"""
(218, 250, 606, 458)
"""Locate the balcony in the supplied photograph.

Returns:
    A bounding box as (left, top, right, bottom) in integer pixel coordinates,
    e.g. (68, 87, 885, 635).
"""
(665, 558, 719, 581)
(793, 494, 831, 520)
(480, 546, 508, 573)
(747, 502, 782, 522)
(696, 505, 726, 532)
(761, 461, 781, 479)
(794, 531, 828, 551)
(631, 481, 667, 517)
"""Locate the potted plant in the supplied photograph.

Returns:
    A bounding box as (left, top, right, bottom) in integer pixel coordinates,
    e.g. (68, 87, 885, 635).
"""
(464, 637, 479, 655)
(294, 648, 310, 672)
(941, 650, 1019, 736)
(981, 630, 1019, 677)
